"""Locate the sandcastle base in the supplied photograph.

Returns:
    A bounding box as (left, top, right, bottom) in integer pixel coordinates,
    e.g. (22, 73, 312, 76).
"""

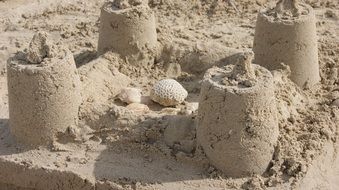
(0, 124, 337, 190)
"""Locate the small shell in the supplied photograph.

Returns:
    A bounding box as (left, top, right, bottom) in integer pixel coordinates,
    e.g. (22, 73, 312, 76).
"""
(150, 79, 188, 106)
(126, 103, 149, 114)
(118, 88, 142, 104)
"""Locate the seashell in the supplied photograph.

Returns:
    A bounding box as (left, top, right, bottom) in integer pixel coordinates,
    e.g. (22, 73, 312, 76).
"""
(118, 87, 142, 104)
(150, 79, 188, 106)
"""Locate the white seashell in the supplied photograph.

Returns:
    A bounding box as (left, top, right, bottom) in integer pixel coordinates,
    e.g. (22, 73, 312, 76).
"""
(126, 103, 149, 114)
(118, 87, 142, 104)
(150, 79, 188, 106)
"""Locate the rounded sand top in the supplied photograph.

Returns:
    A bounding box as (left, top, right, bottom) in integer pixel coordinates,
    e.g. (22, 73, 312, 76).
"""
(203, 51, 272, 93)
(8, 32, 71, 71)
(261, 0, 313, 23)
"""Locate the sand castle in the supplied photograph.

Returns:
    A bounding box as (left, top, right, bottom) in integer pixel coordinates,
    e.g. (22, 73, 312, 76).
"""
(97, 0, 157, 66)
(0, 0, 338, 189)
(7, 32, 81, 146)
(197, 51, 279, 177)
(253, 0, 320, 87)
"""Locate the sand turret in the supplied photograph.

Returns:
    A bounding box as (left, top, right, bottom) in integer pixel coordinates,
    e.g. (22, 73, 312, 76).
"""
(197, 51, 279, 177)
(7, 32, 81, 146)
(97, 0, 157, 66)
(253, 0, 320, 87)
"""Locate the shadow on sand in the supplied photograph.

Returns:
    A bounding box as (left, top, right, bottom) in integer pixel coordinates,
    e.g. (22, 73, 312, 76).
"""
(92, 114, 207, 188)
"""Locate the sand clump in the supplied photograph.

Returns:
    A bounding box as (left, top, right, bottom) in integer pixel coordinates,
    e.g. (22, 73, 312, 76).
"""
(332, 99, 339, 107)
(26, 32, 56, 64)
(274, 0, 307, 17)
(112, 0, 148, 9)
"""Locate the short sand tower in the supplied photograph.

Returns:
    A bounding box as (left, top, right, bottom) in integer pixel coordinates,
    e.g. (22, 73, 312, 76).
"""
(7, 32, 82, 146)
(253, 0, 320, 87)
(197, 52, 279, 177)
(97, 0, 157, 66)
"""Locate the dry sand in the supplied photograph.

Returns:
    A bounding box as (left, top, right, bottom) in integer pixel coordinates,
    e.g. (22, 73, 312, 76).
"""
(198, 52, 279, 177)
(0, 0, 338, 189)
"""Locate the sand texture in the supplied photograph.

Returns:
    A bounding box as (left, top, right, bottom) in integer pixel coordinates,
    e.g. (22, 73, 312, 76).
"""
(254, 2, 320, 87)
(0, 0, 338, 189)
(7, 34, 81, 146)
(197, 52, 279, 177)
(98, 2, 157, 66)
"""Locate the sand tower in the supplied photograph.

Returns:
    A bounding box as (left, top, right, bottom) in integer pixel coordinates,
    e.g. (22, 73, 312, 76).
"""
(7, 32, 81, 146)
(197, 52, 279, 177)
(97, 0, 157, 66)
(253, 0, 320, 87)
